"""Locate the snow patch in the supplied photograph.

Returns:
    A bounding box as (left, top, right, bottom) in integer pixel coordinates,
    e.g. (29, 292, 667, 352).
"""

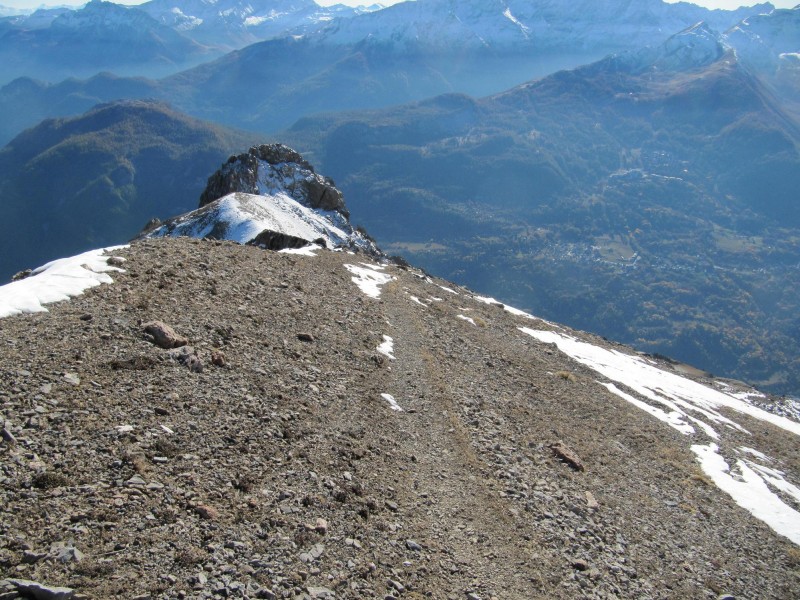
(0, 246, 127, 319)
(344, 263, 394, 299)
(600, 382, 696, 436)
(377, 335, 395, 360)
(381, 393, 403, 412)
(502, 8, 530, 38)
(457, 315, 477, 326)
(691, 443, 800, 545)
(521, 329, 800, 438)
(279, 244, 321, 256)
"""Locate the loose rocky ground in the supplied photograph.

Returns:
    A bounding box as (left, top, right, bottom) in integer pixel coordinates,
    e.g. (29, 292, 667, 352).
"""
(1, 237, 798, 599)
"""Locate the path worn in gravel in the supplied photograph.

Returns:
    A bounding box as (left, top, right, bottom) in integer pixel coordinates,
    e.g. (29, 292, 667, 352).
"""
(1, 237, 798, 599)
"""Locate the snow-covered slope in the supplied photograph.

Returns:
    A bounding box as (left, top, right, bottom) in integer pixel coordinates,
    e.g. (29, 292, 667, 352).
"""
(144, 191, 364, 250)
(314, 0, 775, 53)
(724, 5, 800, 72)
(139, 0, 379, 48)
(0, 247, 127, 318)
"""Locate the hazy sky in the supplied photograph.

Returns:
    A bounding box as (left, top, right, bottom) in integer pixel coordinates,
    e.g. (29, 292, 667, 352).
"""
(3, 0, 797, 12)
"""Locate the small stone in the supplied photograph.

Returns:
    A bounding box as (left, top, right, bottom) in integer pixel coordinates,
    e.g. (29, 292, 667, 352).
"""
(572, 559, 590, 571)
(56, 546, 84, 563)
(106, 256, 126, 267)
(126, 475, 146, 486)
(585, 491, 599, 510)
(297, 333, 315, 343)
(385, 500, 399, 512)
(387, 580, 405, 593)
(63, 373, 80, 386)
(307, 586, 335, 598)
(194, 504, 219, 521)
(6, 579, 74, 600)
(315, 518, 328, 535)
(211, 350, 226, 367)
(144, 321, 189, 349)
(467, 594, 481, 600)
(405, 540, 422, 552)
(78, 314, 93, 322)
(1, 427, 17, 446)
(718, 596, 736, 600)
(550, 441, 584, 472)
(22, 551, 46, 564)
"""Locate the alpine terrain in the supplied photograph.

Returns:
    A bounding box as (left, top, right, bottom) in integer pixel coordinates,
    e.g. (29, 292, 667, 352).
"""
(0, 0, 785, 145)
(0, 146, 799, 599)
(282, 18, 800, 395)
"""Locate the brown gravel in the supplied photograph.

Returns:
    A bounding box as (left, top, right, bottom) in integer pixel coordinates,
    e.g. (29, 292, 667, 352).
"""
(0, 236, 798, 599)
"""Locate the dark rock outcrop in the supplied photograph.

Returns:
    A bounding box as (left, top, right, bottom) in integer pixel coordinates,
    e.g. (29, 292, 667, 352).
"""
(199, 144, 347, 216)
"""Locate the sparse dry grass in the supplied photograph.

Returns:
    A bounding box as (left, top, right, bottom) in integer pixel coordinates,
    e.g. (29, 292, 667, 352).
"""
(555, 370, 577, 382)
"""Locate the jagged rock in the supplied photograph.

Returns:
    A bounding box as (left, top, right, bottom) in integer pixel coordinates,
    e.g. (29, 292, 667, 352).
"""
(1, 426, 16, 445)
(144, 321, 188, 349)
(199, 144, 347, 216)
(140, 144, 381, 256)
(11, 269, 32, 281)
(247, 230, 315, 252)
(550, 441, 585, 472)
(167, 346, 203, 373)
(3, 579, 74, 600)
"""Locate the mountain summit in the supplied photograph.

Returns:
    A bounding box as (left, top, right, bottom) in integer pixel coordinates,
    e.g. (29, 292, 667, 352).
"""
(141, 144, 382, 256)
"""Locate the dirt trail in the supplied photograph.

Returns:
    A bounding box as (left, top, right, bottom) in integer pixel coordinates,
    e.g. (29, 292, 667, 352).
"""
(370, 278, 553, 599)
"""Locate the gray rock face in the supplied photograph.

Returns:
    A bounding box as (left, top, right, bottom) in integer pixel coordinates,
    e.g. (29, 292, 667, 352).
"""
(199, 144, 347, 217)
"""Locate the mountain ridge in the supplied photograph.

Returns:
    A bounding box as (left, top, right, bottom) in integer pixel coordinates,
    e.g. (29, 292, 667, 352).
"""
(0, 233, 798, 598)
(0, 137, 798, 597)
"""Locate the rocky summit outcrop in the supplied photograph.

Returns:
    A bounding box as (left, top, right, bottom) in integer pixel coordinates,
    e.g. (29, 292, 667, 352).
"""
(0, 237, 799, 599)
(140, 145, 380, 257)
(199, 144, 347, 217)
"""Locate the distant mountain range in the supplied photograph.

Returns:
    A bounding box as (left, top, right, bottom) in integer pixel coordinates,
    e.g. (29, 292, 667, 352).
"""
(0, 0, 221, 84)
(0, 0, 789, 141)
(138, 0, 380, 49)
(0, 100, 256, 281)
(281, 22, 800, 394)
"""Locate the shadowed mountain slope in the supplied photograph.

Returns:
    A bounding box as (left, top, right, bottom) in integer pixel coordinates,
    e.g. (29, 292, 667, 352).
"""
(0, 100, 257, 281)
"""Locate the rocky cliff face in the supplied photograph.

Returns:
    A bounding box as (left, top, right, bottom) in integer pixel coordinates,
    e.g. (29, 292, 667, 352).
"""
(142, 144, 381, 256)
(199, 144, 348, 217)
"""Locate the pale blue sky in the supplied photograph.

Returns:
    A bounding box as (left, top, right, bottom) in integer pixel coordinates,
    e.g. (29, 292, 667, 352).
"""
(2, 0, 797, 12)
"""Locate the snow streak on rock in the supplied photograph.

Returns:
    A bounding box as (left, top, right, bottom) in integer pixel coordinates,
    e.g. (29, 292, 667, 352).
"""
(0, 246, 127, 319)
(381, 393, 403, 412)
(279, 244, 322, 256)
(521, 327, 800, 546)
(692, 443, 800, 545)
